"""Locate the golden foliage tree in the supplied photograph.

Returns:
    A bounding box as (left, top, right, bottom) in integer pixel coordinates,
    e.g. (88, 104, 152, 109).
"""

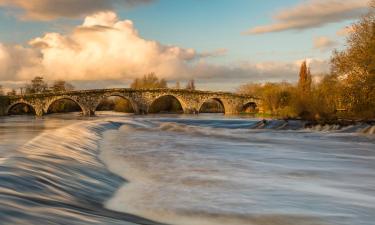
(331, 2, 375, 118)
(25, 76, 48, 94)
(130, 73, 167, 89)
(51, 80, 75, 92)
(298, 61, 312, 93)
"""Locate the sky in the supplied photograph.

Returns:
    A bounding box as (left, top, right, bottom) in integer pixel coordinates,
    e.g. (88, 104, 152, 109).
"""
(0, 0, 371, 91)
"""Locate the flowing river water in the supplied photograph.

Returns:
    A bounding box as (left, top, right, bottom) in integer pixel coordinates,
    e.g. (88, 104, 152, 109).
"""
(0, 112, 374, 225)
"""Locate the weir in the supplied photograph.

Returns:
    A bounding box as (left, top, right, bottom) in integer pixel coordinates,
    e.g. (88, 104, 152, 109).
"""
(0, 88, 261, 117)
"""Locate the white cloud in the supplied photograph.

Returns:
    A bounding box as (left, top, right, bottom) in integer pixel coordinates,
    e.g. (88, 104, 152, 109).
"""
(245, 0, 369, 34)
(0, 43, 42, 81)
(0, 0, 153, 20)
(24, 11, 203, 81)
(313, 36, 338, 51)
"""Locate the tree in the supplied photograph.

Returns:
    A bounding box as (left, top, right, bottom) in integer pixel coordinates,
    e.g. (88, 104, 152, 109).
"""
(25, 76, 48, 94)
(130, 73, 168, 89)
(7, 89, 17, 96)
(331, 2, 375, 118)
(237, 83, 263, 97)
(51, 80, 75, 92)
(298, 61, 312, 93)
(238, 82, 295, 116)
(0, 85, 4, 96)
(185, 79, 195, 90)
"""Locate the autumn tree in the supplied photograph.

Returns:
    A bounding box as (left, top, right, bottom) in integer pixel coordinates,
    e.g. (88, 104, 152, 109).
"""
(130, 73, 167, 89)
(238, 82, 295, 116)
(298, 61, 312, 93)
(7, 89, 17, 96)
(51, 80, 75, 92)
(331, 2, 375, 118)
(25, 76, 48, 94)
(237, 83, 264, 98)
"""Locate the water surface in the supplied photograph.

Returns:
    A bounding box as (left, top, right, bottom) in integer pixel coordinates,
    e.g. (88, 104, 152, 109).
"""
(0, 113, 374, 225)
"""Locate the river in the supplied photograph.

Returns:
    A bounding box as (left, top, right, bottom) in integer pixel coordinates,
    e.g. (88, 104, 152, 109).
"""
(0, 112, 374, 225)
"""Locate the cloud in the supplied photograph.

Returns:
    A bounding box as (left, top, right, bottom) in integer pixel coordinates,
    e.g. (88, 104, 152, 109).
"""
(0, 11, 223, 83)
(199, 48, 228, 58)
(0, 43, 42, 81)
(336, 26, 354, 36)
(0, 11, 330, 91)
(0, 0, 153, 20)
(245, 0, 369, 34)
(313, 36, 338, 51)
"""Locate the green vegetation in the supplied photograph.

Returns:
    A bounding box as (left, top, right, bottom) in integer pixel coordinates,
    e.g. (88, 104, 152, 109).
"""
(239, 4, 375, 122)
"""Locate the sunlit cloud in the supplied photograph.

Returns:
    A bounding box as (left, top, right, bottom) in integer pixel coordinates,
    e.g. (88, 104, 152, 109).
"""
(245, 0, 368, 35)
(313, 36, 338, 51)
(0, 0, 153, 20)
(0, 11, 225, 83)
(336, 26, 355, 36)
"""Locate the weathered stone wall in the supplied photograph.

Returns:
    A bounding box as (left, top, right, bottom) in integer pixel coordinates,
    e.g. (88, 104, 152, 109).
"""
(2, 88, 261, 117)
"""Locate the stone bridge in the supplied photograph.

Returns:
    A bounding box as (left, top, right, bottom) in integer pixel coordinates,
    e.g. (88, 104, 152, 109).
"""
(0, 88, 261, 117)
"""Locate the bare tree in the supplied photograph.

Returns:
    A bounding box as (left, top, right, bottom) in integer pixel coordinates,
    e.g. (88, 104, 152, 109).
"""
(185, 79, 195, 90)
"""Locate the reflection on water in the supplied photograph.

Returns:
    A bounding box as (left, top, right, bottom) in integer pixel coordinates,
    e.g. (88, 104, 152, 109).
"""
(0, 112, 374, 225)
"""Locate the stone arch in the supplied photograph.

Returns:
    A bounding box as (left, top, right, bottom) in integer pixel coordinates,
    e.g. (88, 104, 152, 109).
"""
(95, 92, 138, 114)
(242, 101, 258, 113)
(198, 97, 231, 114)
(6, 101, 37, 116)
(148, 94, 187, 114)
(198, 98, 225, 114)
(44, 96, 85, 115)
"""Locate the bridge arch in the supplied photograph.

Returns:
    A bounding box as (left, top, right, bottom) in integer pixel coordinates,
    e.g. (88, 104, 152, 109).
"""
(6, 101, 36, 116)
(198, 97, 231, 114)
(44, 96, 85, 115)
(242, 101, 258, 113)
(198, 98, 225, 114)
(148, 94, 187, 114)
(95, 93, 137, 114)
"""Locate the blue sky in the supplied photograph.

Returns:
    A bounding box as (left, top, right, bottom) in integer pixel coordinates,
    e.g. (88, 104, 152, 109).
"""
(0, 0, 370, 91)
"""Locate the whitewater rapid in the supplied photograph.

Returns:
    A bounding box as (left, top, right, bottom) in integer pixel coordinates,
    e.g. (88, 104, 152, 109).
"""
(0, 113, 374, 225)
